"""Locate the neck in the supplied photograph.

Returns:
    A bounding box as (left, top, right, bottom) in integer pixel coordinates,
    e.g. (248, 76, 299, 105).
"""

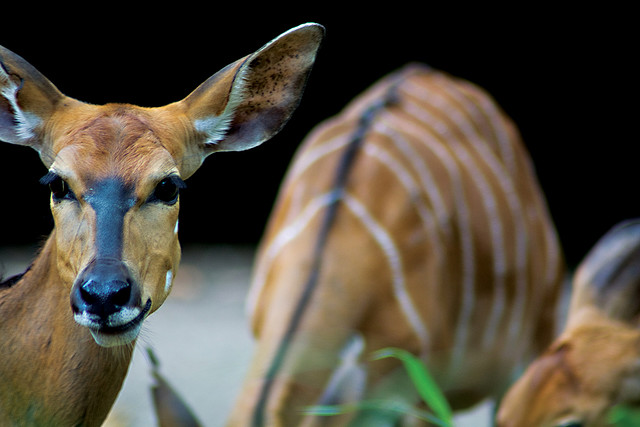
(0, 234, 134, 426)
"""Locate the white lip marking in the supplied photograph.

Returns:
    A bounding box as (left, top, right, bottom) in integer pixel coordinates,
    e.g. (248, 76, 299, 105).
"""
(174, 219, 179, 235)
(74, 307, 142, 329)
(74, 305, 147, 348)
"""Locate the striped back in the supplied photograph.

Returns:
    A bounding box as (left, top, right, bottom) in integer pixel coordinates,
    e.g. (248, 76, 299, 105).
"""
(231, 64, 565, 425)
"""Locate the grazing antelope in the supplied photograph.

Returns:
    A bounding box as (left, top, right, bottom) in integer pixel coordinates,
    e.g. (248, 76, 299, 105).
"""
(0, 23, 323, 426)
(497, 219, 640, 427)
(228, 64, 565, 426)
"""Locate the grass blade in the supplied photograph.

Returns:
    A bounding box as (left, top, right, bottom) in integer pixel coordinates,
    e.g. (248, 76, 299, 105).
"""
(306, 400, 449, 426)
(372, 348, 453, 426)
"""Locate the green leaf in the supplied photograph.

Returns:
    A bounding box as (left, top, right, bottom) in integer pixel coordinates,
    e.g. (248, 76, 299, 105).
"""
(372, 348, 453, 426)
(609, 404, 640, 426)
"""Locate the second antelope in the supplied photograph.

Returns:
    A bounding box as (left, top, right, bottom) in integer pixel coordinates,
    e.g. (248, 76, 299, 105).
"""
(228, 64, 565, 425)
(0, 24, 323, 425)
(498, 219, 640, 427)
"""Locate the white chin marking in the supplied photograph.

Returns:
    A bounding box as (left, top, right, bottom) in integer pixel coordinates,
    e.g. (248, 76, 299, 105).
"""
(89, 324, 142, 348)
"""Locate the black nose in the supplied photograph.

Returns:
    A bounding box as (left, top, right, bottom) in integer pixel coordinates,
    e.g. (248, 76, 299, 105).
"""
(71, 258, 140, 318)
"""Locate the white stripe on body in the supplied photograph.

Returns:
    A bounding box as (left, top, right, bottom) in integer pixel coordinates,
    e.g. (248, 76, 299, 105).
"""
(247, 190, 341, 317)
(362, 141, 444, 265)
(248, 189, 431, 353)
(402, 88, 509, 355)
(342, 192, 430, 352)
(288, 132, 352, 182)
(397, 80, 537, 372)
(377, 109, 476, 376)
(416, 80, 530, 350)
(374, 121, 452, 243)
(425, 75, 518, 176)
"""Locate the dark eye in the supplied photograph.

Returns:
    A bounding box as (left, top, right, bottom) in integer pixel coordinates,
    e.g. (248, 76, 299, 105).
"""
(50, 176, 68, 200)
(152, 177, 184, 204)
(41, 173, 75, 202)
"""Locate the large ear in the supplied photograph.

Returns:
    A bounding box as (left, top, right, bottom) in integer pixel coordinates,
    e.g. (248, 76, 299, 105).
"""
(178, 23, 324, 158)
(572, 219, 640, 323)
(0, 45, 64, 148)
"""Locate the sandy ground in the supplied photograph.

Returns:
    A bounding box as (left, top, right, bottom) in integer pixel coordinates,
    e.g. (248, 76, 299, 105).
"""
(1, 245, 491, 426)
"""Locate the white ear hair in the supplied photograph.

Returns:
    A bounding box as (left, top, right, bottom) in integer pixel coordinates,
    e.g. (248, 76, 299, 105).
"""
(181, 23, 324, 156)
(0, 60, 41, 143)
(1, 44, 64, 148)
(192, 64, 248, 147)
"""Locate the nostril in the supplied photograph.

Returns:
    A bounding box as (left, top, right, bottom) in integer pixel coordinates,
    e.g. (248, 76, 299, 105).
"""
(79, 281, 101, 305)
(110, 281, 132, 307)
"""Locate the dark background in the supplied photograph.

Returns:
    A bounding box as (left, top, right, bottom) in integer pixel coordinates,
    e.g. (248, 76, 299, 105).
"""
(1, 5, 637, 268)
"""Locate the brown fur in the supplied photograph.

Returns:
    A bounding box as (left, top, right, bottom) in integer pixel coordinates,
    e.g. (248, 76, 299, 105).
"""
(0, 237, 133, 425)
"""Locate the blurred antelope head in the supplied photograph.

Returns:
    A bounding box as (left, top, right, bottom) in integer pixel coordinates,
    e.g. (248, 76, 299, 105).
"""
(497, 220, 640, 427)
